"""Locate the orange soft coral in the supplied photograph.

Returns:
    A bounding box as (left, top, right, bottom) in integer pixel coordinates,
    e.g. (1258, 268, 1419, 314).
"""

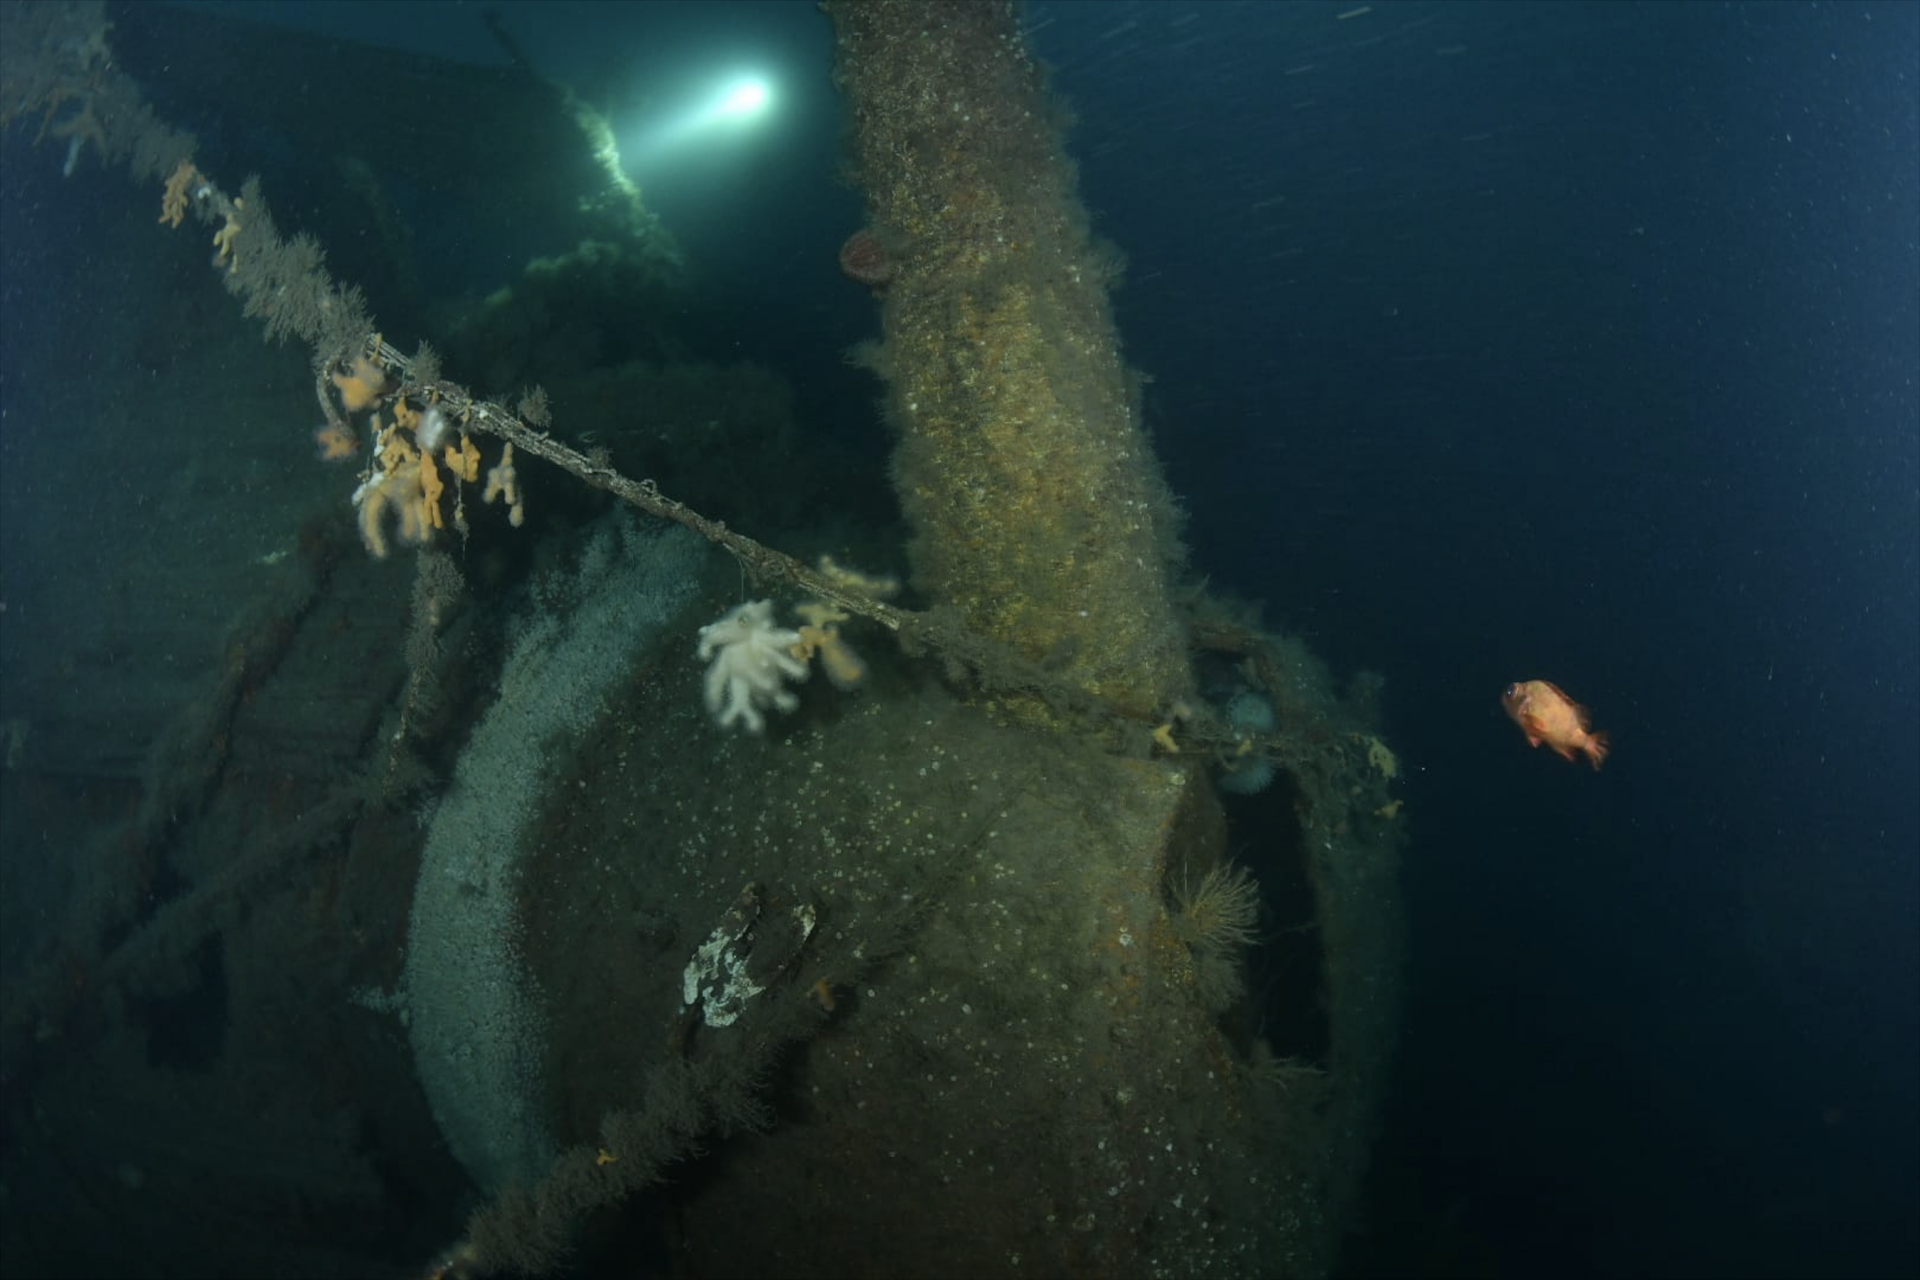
(211, 206, 242, 272)
(159, 159, 198, 228)
(313, 422, 358, 461)
(390, 397, 422, 431)
(355, 449, 439, 558)
(483, 442, 524, 528)
(330, 355, 390, 414)
(356, 472, 398, 558)
(445, 434, 482, 484)
(418, 450, 445, 531)
(791, 602, 869, 691)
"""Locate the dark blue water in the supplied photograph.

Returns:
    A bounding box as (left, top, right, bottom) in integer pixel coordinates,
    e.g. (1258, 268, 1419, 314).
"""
(1021, 3, 1919, 1276)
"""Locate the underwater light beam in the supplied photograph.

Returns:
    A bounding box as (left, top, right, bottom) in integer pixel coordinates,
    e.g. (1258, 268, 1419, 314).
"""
(623, 72, 776, 168)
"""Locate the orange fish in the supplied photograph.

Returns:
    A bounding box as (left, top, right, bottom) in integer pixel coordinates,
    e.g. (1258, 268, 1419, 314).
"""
(1502, 679, 1610, 770)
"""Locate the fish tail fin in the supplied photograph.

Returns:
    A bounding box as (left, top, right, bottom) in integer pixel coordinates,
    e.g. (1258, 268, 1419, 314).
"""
(1585, 732, 1610, 771)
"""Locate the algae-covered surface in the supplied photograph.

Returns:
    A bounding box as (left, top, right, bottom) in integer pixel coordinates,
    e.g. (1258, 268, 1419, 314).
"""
(514, 610, 1359, 1277)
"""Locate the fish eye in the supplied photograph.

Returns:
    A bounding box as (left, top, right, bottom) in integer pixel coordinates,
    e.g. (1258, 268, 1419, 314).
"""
(1503, 683, 1517, 697)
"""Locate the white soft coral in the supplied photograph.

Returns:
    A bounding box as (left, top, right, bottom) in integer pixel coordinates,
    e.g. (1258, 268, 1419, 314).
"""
(696, 600, 809, 733)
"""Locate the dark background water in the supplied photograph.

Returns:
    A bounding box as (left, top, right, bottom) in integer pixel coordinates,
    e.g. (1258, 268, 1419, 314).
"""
(1034, 5, 1920, 1275)
(151, 2, 1920, 1276)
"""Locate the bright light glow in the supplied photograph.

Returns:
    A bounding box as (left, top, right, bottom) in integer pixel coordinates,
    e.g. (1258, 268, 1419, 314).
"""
(622, 71, 777, 169)
(718, 79, 771, 119)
